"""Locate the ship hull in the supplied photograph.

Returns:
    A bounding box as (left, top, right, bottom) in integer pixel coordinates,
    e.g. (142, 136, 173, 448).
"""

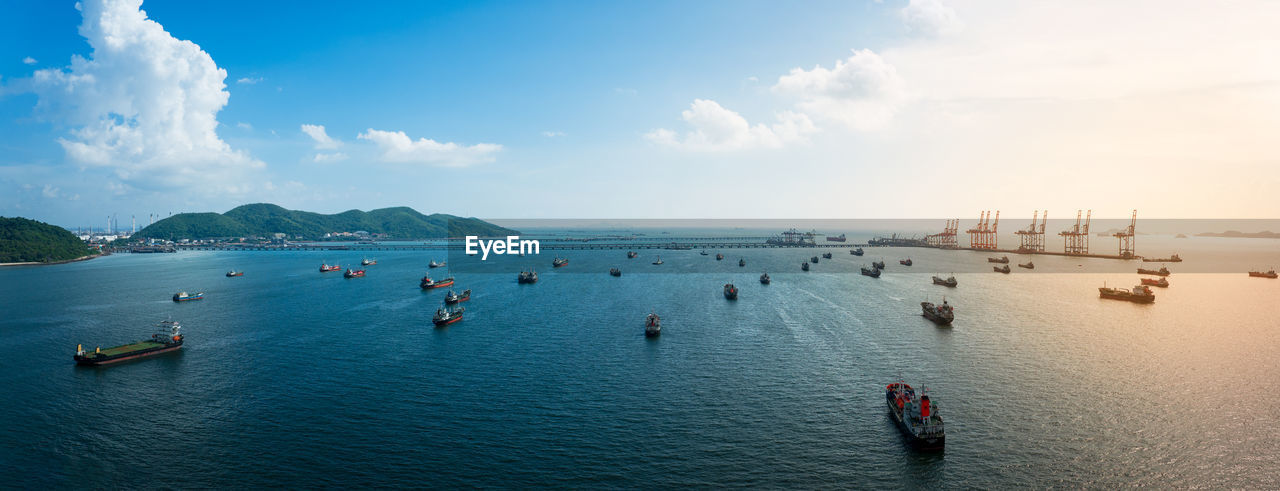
(645, 329, 660, 338)
(886, 394, 945, 450)
(172, 295, 203, 302)
(421, 280, 454, 289)
(1099, 291, 1155, 303)
(433, 317, 462, 327)
(75, 343, 183, 366)
(922, 313, 953, 326)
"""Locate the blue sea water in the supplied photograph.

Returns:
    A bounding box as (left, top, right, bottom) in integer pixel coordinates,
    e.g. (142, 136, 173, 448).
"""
(1, 238, 1278, 487)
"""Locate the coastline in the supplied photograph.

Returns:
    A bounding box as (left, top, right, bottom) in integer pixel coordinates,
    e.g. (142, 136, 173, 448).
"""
(0, 253, 102, 267)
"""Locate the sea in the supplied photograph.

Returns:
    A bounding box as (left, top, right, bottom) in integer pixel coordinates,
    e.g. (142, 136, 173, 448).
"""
(1, 232, 1278, 488)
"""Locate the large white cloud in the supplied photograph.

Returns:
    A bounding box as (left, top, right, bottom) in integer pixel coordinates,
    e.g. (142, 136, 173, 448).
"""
(28, 0, 262, 193)
(645, 99, 816, 151)
(357, 129, 501, 167)
(900, 0, 961, 37)
(301, 124, 340, 149)
(772, 49, 907, 131)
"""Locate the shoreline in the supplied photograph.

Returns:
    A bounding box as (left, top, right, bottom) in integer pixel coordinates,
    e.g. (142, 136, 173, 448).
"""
(0, 253, 103, 267)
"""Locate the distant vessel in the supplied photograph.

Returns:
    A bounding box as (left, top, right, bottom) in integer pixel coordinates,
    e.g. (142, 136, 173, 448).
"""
(609, 268, 621, 277)
(826, 234, 846, 242)
(552, 257, 569, 268)
(716, 253, 724, 261)
(420, 274, 454, 289)
(1018, 261, 1034, 269)
(344, 268, 366, 278)
(444, 289, 471, 304)
(361, 258, 376, 266)
(802, 262, 810, 271)
(627, 251, 639, 259)
(320, 262, 341, 272)
(1137, 266, 1171, 276)
(172, 291, 204, 302)
(932, 275, 957, 287)
(645, 312, 661, 338)
(861, 266, 880, 278)
(517, 268, 539, 284)
(851, 248, 864, 256)
(723, 283, 738, 300)
(1140, 277, 1169, 288)
(993, 265, 1011, 274)
(872, 260, 885, 269)
(1143, 254, 1182, 263)
(700, 250, 709, 256)
(433, 305, 464, 327)
(760, 272, 771, 284)
(921, 299, 955, 326)
(988, 256, 1010, 264)
(74, 320, 184, 366)
(429, 259, 446, 268)
(652, 256, 663, 265)
(886, 382, 945, 450)
(1099, 284, 1156, 303)
(738, 258, 746, 267)
(822, 252, 833, 259)
(1249, 269, 1278, 279)
(811, 256, 820, 264)
(225, 270, 243, 277)
(899, 258, 912, 266)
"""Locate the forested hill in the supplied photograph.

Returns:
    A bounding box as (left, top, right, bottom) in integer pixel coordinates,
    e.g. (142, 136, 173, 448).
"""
(0, 217, 94, 263)
(131, 203, 517, 240)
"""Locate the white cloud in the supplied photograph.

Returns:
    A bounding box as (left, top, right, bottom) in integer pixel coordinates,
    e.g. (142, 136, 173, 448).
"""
(313, 152, 348, 163)
(27, 0, 263, 193)
(236, 122, 252, 130)
(645, 99, 816, 151)
(22, 56, 37, 65)
(900, 0, 961, 37)
(542, 130, 565, 138)
(358, 129, 502, 167)
(614, 87, 638, 96)
(301, 124, 340, 149)
(772, 49, 907, 130)
(235, 76, 262, 85)
(42, 184, 59, 198)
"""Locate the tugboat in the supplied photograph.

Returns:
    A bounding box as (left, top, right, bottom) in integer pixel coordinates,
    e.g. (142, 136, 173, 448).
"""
(921, 299, 955, 326)
(861, 266, 881, 278)
(738, 258, 746, 267)
(716, 253, 724, 261)
(172, 291, 204, 302)
(74, 320, 184, 366)
(552, 257, 569, 268)
(645, 312, 661, 338)
(361, 257, 377, 266)
(1137, 266, 1171, 276)
(1143, 254, 1182, 262)
(988, 256, 1010, 264)
(932, 275, 957, 287)
(420, 274, 454, 289)
(872, 260, 885, 269)
(1140, 277, 1169, 288)
(760, 272, 771, 284)
(723, 283, 738, 300)
(609, 268, 622, 277)
(993, 265, 1011, 274)
(344, 268, 366, 278)
(1248, 269, 1278, 279)
(429, 259, 446, 268)
(652, 256, 664, 265)
(899, 258, 913, 266)
(852, 248, 865, 256)
(801, 262, 810, 271)
(320, 262, 341, 272)
(432, 305, 464, 327)
(444, 289, 471, 304)
(1018, 261, 1034, 269)
(627, 251, 639, 259)
(517, 268, 538, 284)
(225, 270, 243, 277)
(822, 252, 833, 259)
(811, 256, 820, 264)
(1099, 284, 1156, 303)
(886, 382, 945, 450)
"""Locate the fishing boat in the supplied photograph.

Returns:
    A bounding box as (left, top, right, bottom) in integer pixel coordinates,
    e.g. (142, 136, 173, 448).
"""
(552, 257, 569, 268)
(899, 258, 912, 266)
(645, 312, 661, 338)
(801, 262, 810, 271)
(225, 270, 243, 277)
(1018, 261, 1034, 269)
(872, 260, 885, 269)
(361, 258, 377, 266)
(723, 283, 738, 300)
(738, 258, 746, 267)
(932, 275, 957, 287)
(993, 265, 1011, 274)
(1099, 284, 1156, 303)
(1143, 254, 1182, 262)
(517, 268, 538, 284)
(921, 299, 954, 326)
(444, 289, 471, 304)
(432, 305, 464, 327)
(172, 291, 204, 302)
(1140, 277, 1169, 288)
(74, 320, 184, 366)
(716, 253, 724, 261)
(652, 256, 664, 265)
(1137, 266, 1171, 276)
(420, 274, 454, 289)
(760, 272, 771, 284)
(886, 382, 945, 450)
(344, 268, 365, 278)
(609, 268, 621, 277)
(1248, 269, 1278, 279)
(851, 248, 864, 256)
(628, 251, 639, 258)
(320, 262, 341, 272)
(822, 252, 833, 259)
(988, 256, 1010, 264)
(429, 259, 446, 268)
(861, 266, 880, 278)
(811, 256, 820, 264)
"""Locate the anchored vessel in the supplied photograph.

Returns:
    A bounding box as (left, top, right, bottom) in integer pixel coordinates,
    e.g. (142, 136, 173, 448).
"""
(1248, 269, 1277, 279)
(609, 268, 621, 277)
(993, 265, 1011, 274)
(420, 274, 454, 289)
(760, 272, 770, 284)
(552, 257, 569, 268)
(932, 275, 957, 287)
(517, 268, 539, 284)
(822, 252, 833, 259)
(872, 260, 885, 269)
(645, 312, 661, 338)
(75, 320, 184, 366)
(1137, 266, 1171, 276)
(429, 259, 446, 268)
(851, 248, 864, 256)
(1143, 254, 1182, 262)
(652, 256, 664, 265)
(225, 270, 243, 277)
(801, 262, 810, 271)
(1099, 284, 1156, 303)
(1018, 261, 1034, 269)
(739, 258, 746, 267)
(827, 233, 847, 242)
(723, 283, 738, 300)
(361, 258, 377, 266)
(627, 251, 639, 259)
(900, 258, 913, 266)
(433, 305, 464, 327)
(988, 256, 1010, 264)
(811, 256, 820, 264)
(444, 289, 471, 304)
(344, 268, 366, 278)
(172, 291, 204, 302)
(320, 263, 341, 272)
(921, 300, 955, 325)
(1141, 277, 1169, 288)
(886, 382, 945, 450)
(716, 253, 724, 261)
(861, 266, 881, 278)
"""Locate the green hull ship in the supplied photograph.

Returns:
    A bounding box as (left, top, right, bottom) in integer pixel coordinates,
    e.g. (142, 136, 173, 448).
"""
(75, 321, 184, 366)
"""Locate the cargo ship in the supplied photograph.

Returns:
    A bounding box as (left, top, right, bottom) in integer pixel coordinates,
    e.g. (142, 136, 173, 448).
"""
(826, 233, 846, 242)
(801, 262, 810, 271)
(811, 256, 820, 264)
(517, 268, 539, 284)
(1141, 277, 1169, 288)
(851, 248, 864, 256)
(344, 268, 365, 278)
(987, 256, 1009, 264)
(1143, 254, 1182, 263)
(993, 265, 1011, 274)
(628, 251, 639, 258)
(872, 260, 885, 269)
(861, 266, 880, 278)
(1099, 284, 1156, 303)
(723, 283, 738, 300)
(429, 259, 446, 268)
(822, 252, 833, 259)
(1018, 261, 1034, 269)
(645, 312, 661, 338)
(552, 257, 569, 268)
(444, 289, 471, 304)
(225, 270, 243, 277)
(75, 320, 184, 366)
(886, 382, 945, 450)
(1249, 269, 1278, 279)
(921, 299, 954, 326)
(760, 272, 770, 284)
(420, 274, 454, 289)
(1137, 266, 1171, 276)
(433, 305, 464, 327)
(609, 268, 621, 277)
(320, 262, 341, 272)
(172, 291, 204, 302)
(932, 275, 957, 287)
(899, 258, 912, 266)
(361, 258, 377, 266)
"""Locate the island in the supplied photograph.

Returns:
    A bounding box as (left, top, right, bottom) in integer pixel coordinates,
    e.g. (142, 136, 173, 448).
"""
(1, 216, 98, 265)
(1195, 230, 1280, 239)
(128, 203, 518, 241)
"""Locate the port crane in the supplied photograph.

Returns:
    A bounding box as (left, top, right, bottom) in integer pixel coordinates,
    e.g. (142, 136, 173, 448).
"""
(1060, 210, 1091, 255)
(1113, 209, 1137, 258)
(966, 211, 999, 250)
(1015, 210, 1047, 252)
(925, 219, 960, 249)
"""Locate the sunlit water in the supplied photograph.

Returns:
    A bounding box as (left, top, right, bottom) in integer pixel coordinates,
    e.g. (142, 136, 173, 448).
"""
(1, 236, 1277, 487)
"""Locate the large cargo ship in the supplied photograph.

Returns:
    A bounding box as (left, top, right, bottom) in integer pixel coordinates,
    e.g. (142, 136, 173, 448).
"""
(826, 233, 846, 242)
(1137, 266, 1171, 277)
(921, 300, 954, 325)
(1099, 284, 1156, 303)
(1248, 269, 1277, 278)
(74, 320, 184, 366)
(886, 382, 945, 450)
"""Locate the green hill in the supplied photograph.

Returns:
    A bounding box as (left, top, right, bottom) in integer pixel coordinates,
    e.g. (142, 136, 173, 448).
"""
(132, 204, 517, 240)
(1, 216, 95, 263)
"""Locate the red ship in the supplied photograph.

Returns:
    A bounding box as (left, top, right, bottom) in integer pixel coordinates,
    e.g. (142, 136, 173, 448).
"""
(1140, 277, 1169, 288)
(420, 275, 455, 289)
(320, 263, 341, 272)
(344, 268, 365, 278)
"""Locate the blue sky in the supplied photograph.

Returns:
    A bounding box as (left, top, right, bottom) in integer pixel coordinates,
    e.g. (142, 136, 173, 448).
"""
(3, 0, 1279, 227)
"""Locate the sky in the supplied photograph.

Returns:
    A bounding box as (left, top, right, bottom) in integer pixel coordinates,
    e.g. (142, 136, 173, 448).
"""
(2, 0, 1279, 227)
